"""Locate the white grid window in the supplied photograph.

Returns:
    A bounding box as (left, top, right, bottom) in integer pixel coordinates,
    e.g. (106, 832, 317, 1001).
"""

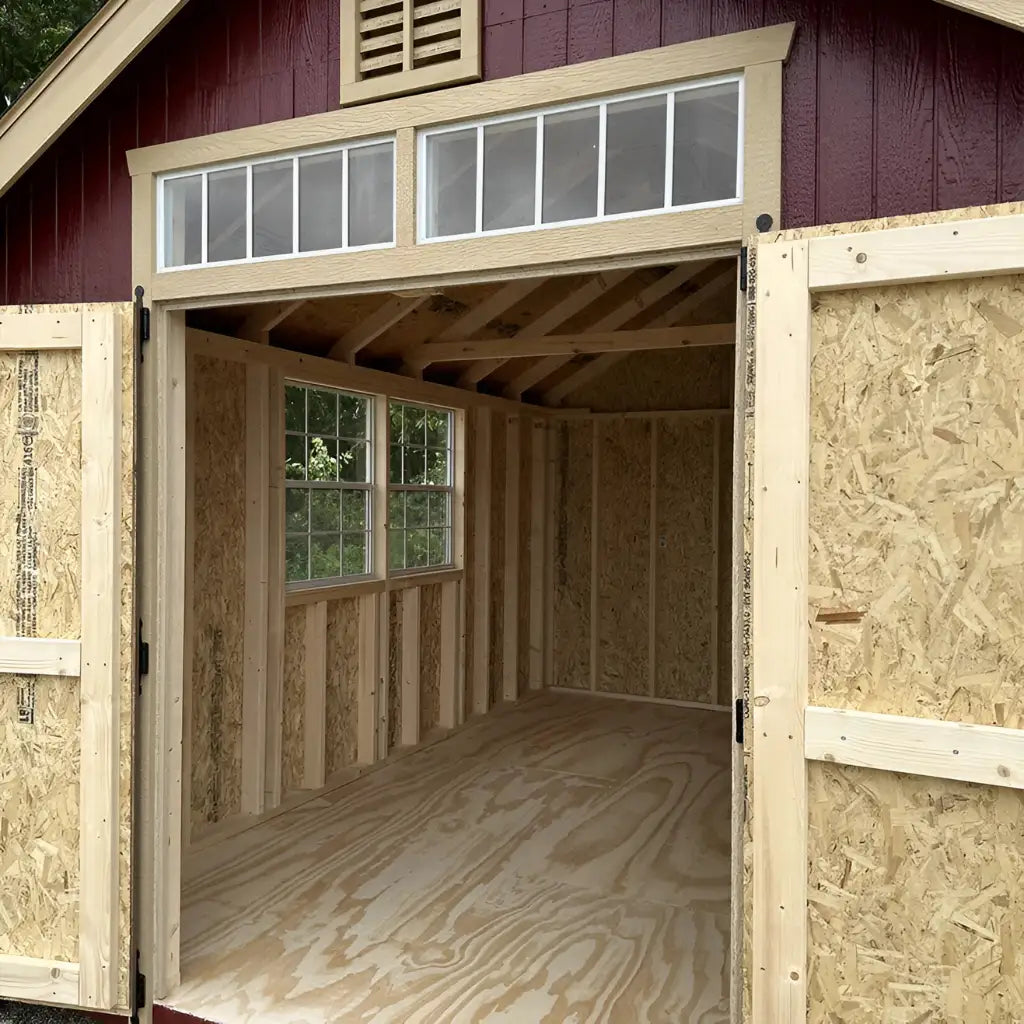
(285, 383, 372, 584)
(159, 138, 396, 270)
(418, 75, 742, 242)
(387, 402, 454, 572)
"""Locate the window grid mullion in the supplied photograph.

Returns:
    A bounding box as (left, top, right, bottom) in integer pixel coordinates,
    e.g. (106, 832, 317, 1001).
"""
(596, 102, 607, 219)
(475, 125, 484, 234)
(664, 91, 675, 209)
(534, 114, 544, 228)
(292, 156, 300, 254)
(200, 172, 209, 265)
(246, 164, 254, 259)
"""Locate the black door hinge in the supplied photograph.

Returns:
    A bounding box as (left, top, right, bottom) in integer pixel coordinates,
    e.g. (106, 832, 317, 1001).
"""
(132, 949, 147, 1022)
(135, 285, 150, 358)
(137, 618, 150, 691)
(739, 246, 748, 293)
(735, 698, 746, 744)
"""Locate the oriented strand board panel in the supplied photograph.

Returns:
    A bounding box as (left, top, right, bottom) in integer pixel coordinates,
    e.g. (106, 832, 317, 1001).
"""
(462, 411, 478, 723)
(280, 606, 306, 795)
(552, 422, 591, 690)
(808, 763, 1024, 1021)
(808, 274, 1024, 725)
(190, 354, 246, 830)
(717, 417, 734, 706)
(419, 583, 441, 736)
(388, 591, 401, 753)
(517, 430, 532, 694)
(567, 347, 733, 412)
(655, 417, 716, 703)
(488, 416, 507, 706)
(325, 597, 360, 777)
(596, 420, 651, 696)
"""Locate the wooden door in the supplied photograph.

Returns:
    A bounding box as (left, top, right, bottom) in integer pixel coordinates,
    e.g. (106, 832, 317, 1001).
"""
(747, 211, 1024, 1022)
(0, 304, 136, 1013)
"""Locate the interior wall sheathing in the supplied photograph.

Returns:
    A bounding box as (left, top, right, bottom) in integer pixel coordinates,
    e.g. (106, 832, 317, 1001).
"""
(280, 605, 306, 794)
(716, 416, 734, 707)
(0, 304, 135, 1006)
(190, 354, 246, 832)
(388, 591, 401, 752)
(419, 583, 441, 736)
(741, 201, 1024, 1024)
(596, 419, 651, 696)
(517, 426, 533, 694)
(462, 410, 478, 721)
(325, 597, 360, 776)
(654, 417, 717, 704)
(488, 415, 507, 706)
(553, 421, 592, 690)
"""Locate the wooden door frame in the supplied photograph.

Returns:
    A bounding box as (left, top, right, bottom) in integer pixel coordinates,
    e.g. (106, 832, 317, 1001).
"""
(750, 212, 1024, 1022)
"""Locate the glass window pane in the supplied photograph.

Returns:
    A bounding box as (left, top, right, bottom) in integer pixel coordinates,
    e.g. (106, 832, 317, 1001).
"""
(253, 159, 294, 257)
(428, 528, 448, 566)
(285, 434, 306, 480)
(428, 490, 449, 527)
(343, 490, 368, 531)
(406, 529, 429, 568)
(389, 444, 403, 484)
(339, 441, 367, 483)
(207, 167, 247, 263)
(406, 492, 428, 528)
(672, 83, 740, 207)
(349, 143, 394, 247)
(285, 386, 306, 432)
(483, 119, 536, 232)
(424, 128, 477, 238)
(542, 107, 599, 224)
(388, 491, 405, 529)
(389, 403, 406, 444)
(310, 489, 341, 532)
(286, 536, 309, 582)
(339, 394, 368, 439)
(388, 529, 406, 571)
(343, 532, 368, 575)
(308, 437, 338, 481)
(425, 447, 449, 486)
(425, 409, 449, 449)
(286, 488, 309, 532)
(605, 95, 667, 216)
(405, 406, 426, 446)
(310, 535, 341, 580)
(405, 447, 426, 486)
(163, 174, 203, 267)
(299, 151, 345, 253)
(308, 388, 337, 435)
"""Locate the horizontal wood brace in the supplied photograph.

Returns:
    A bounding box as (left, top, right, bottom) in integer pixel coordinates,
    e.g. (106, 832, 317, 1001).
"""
(0, 311, 83, 349)
(0, 636, 82, 676)
(410, 324, 734, 362)
(0, 954, 80, 1006)
(805, 705, 1024, 791)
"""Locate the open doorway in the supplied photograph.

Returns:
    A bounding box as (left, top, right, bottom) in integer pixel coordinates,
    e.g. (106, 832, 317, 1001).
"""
(161, 256, 738, 1023)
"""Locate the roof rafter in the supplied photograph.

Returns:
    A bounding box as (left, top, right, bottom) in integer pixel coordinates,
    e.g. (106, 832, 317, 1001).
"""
(238, 299, 306, 343)
(329, 293, 427, 362)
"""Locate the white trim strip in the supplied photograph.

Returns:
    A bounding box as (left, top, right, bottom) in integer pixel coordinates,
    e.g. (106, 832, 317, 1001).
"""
(806, 705, 1024, 791)
(0, 636, 82, 676)
(0, 954, 80, 1006)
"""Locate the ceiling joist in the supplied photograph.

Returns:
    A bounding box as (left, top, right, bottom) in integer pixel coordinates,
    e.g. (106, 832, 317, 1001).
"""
(409, 323, 733, 363)
(238, 299, 306, 343)
(329, 293, 427, 361)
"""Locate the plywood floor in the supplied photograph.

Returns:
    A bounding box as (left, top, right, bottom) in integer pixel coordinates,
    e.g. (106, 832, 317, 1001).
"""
(166, 692, 732, 1024)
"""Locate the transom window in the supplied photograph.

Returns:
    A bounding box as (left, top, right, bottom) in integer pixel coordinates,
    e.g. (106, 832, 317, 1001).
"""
(388, 402, 454, 572)
(160, 138, 396, 270)
(285, 384, 372, 584)
(419, 75, 742, 241)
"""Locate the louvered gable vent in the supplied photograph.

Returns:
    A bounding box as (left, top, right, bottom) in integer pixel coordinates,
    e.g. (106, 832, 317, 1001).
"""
(341, 0, 481, 105)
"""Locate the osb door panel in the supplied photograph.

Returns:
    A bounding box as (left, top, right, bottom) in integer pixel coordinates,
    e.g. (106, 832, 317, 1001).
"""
(748, 209, 1024, 1024)
(0, 304, 135, 1012)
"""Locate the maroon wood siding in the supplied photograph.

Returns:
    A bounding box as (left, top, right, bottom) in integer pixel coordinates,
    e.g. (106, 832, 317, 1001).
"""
(1, 0, 1021, 304)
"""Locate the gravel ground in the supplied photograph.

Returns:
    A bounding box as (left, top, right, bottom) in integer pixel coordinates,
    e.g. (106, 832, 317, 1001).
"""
(0, 1004, 95, 1024)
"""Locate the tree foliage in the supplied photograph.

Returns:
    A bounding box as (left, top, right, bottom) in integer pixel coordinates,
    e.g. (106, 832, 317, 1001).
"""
(0, 0, 104, 113)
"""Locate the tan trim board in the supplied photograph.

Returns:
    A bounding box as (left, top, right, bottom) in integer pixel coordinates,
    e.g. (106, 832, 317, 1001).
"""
(78, 309, 121, 1009)
(806, 214, 1024, 291)
(186, 328, 541, 417)
(285, 579, 386, 606)
(0, 636, 81, 676)
(750, 238, 811, 1023)
(128, 25, 795, 176)
(0, 0, 189, 199)
(411, 323, 734, 362)
(741, 61, 783, 237)
(0, 955, 81, 1005)
(933, 0, 1024, 30)
(150, 207, 743, 306)
(0, 311, 83, 348)
(805, 706, 1024, 791)
(387, 568, 464, 592)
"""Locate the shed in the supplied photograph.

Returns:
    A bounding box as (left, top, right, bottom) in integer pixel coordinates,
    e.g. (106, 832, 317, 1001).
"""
(0, 1, 1021, 1022)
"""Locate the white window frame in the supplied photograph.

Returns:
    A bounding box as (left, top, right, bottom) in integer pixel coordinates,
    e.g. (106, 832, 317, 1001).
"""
(156, 135, 398, 272)
(386, 400, 456, 577)
(284, 381, 375, 591)
(416, 72, 745, 244)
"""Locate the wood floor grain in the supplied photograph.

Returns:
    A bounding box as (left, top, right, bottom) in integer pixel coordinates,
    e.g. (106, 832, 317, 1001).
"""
(166, 693, 732, 1024)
